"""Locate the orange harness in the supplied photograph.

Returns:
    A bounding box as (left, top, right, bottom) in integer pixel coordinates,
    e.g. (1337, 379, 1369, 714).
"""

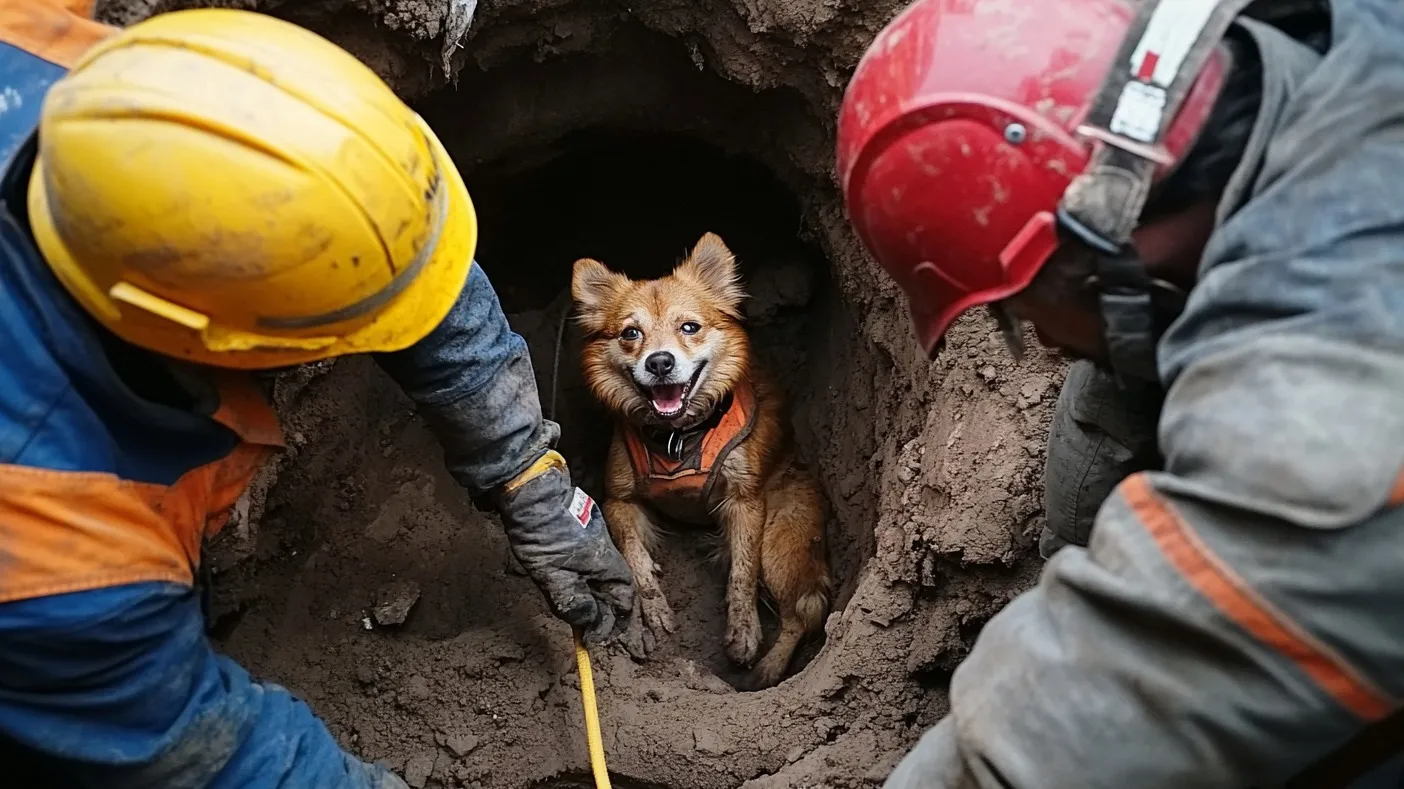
(623, 380, 757, 502)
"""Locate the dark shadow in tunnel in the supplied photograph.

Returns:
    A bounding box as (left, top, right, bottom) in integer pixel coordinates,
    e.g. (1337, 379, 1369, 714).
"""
(465, 129, 814, 312)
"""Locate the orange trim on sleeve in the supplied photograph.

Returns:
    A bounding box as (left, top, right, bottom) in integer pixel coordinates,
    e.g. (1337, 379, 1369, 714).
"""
(1386, 469, 1404, 507)
(0, 465, 194, 602)
(0, 0, 119, 69)
(0, 440, 277, 603)
(0, 372, 282, 604)
(1122, 473, 1395, 721)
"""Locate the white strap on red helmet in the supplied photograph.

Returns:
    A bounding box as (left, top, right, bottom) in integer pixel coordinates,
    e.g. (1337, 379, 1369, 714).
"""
(1059, 0, 1259, 383)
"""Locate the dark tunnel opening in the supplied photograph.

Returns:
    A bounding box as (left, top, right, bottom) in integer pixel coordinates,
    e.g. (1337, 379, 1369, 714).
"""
(466, 129, 816, 312)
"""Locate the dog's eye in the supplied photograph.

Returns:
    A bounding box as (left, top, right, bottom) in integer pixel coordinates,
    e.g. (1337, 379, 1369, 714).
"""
(680, 322, 701, 335)
(619, 327, 642, 341)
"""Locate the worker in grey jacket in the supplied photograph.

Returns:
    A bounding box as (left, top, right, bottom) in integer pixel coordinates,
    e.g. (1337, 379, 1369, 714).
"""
(837, 0, 1404, 785)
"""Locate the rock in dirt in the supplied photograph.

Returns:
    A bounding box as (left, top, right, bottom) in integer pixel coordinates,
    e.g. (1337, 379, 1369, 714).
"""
(355, 663, 378, 687)
(693, 726, 730, 756)
(443, 733, 481, 758)
(372, 580, 421, 626)
(678, 660, 734, 694)
(403, 750, 436, 788)
(401, 673, 432, 702)
(815, 716, 842, 740)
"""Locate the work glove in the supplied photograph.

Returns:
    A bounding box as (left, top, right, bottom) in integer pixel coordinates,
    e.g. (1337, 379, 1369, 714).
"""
(496, 452, 635, 643)
(375, 263, 635, 643)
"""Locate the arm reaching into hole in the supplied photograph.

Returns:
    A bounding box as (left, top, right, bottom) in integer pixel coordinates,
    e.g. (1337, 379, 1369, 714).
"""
(375, 263, 635, 643)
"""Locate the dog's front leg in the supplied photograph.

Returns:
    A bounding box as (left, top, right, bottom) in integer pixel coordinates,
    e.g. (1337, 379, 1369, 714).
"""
(603, 435, 674, 658)
(604, 497, 676, 644)
(716, 495, 765, 667)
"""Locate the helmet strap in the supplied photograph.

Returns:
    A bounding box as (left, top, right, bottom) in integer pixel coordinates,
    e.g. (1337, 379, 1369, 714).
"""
(1056, 0, 1256, 385)
(987, 302, 1027, 362)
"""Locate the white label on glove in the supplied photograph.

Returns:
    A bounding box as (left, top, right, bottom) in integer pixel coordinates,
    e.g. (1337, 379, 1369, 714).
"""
(569, 487, 594, 528)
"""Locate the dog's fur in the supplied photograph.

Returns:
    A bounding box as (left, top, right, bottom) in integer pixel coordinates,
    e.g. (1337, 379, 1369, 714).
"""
(571, 232, 831, 689)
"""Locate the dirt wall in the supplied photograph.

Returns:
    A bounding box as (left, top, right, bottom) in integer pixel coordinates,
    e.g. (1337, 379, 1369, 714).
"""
(95, 0, 1070, 786)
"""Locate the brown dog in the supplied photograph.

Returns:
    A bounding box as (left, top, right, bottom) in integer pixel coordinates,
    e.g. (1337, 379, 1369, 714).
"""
(570, 232, 831, 689)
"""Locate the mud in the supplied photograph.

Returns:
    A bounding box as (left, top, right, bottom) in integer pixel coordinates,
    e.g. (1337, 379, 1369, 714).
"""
(96, 0, 1069, 785)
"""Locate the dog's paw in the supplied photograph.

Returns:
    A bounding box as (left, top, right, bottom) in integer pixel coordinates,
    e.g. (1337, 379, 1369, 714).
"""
(737, 664, 784, 692)
(724, 612, 762, 666)
(621, 615, 657, 660)
(641, 593, 678, 637)
(738, 650, 790, 691)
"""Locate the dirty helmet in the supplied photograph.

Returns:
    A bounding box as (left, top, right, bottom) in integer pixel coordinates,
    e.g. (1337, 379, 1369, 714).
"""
(29, 8, 478, 369)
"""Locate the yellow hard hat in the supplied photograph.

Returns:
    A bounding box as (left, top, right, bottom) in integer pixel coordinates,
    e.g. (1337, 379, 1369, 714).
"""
(27, 8, 477, 369)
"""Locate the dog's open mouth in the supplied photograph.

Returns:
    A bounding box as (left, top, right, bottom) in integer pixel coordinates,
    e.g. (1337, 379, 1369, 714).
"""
(645, 363, 707, 418)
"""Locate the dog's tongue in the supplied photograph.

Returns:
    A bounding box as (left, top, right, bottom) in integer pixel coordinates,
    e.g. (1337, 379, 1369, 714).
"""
(650, 384, 686, 414)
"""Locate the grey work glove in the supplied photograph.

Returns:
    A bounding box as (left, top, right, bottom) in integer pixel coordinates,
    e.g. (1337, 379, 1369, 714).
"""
(495, 455, 636, 643)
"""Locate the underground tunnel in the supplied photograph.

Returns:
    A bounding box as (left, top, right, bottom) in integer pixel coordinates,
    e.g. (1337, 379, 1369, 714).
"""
(186, 5, 1059, 788)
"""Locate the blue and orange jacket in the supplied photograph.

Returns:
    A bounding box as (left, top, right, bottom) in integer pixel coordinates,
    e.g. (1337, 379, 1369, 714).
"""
(0, 0, 284, 606)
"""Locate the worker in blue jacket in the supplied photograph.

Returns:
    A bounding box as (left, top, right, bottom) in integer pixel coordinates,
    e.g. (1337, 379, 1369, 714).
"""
(0, 2, 635, 786)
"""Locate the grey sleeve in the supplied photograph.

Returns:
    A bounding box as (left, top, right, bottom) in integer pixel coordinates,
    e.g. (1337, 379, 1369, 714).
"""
(1042, 360, 1162, 557)
(887, 461, 1404, 789)
(375, 262, 559, 499)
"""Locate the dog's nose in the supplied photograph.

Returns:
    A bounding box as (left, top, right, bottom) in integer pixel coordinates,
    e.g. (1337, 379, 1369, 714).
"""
(645, 352, 675, 378)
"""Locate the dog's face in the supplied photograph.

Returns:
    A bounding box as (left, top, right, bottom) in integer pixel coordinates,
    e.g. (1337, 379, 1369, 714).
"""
(572, 232, 750, 429)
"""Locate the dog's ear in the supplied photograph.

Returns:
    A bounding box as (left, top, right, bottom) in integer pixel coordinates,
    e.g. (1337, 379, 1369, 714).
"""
(572, 258, 628, 332)
(679, 232, 745, 319)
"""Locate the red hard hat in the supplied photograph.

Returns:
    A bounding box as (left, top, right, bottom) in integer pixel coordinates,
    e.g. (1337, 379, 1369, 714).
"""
(837, 0, 1227, 355)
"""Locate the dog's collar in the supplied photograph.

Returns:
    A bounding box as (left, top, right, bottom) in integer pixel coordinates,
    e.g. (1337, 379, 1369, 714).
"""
(641, 391, 736, 463)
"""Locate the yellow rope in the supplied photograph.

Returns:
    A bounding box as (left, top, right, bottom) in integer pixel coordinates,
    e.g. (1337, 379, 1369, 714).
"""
(574, 631, 612, 789)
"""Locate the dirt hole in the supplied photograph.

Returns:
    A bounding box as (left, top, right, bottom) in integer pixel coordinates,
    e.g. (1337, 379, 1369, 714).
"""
(210, 20, 894, 788)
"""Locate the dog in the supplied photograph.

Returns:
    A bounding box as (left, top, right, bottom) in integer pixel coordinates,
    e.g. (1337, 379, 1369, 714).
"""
(570, 232, 831, 689)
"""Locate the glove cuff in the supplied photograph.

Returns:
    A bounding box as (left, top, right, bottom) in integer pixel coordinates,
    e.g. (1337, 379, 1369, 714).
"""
(502, 450, 569, 497)
(495, 451, 581, 537)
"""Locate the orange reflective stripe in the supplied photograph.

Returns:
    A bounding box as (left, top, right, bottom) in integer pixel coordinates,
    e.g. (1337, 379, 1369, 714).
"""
(0, 372, 282, 603)
(0, 465, 192, 602)
(0, 0, 118, 68)
(1123, 473, 1394, 720)
(0, 441, 278, 603)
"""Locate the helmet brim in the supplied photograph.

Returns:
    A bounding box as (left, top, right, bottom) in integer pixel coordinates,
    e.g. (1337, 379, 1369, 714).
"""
(30, 119, 478, 371)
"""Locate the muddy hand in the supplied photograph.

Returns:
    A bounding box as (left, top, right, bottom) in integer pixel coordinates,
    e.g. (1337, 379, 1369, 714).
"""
(496, 455, 636, 643)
